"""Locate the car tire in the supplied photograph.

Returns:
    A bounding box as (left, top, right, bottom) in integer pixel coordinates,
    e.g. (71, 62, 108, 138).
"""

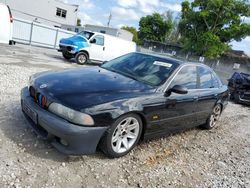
(201, 104, 222, 130)
(75, 52, 88, 65)
(99, 114, 143, 158)
(62, 52, 72, 60)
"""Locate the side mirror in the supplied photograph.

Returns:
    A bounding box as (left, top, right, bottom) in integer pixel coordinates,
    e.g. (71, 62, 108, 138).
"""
(102, 61, 108, 64)
(165, 85, 188, 96)
(90, 38, 96, 44)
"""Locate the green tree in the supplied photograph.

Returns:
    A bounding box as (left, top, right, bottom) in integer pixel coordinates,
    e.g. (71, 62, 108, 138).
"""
(179, 0, 250, 59)
(121, 26, 139, 44)
(162, 11, 181, 43)
(77, 18, 81, 26)
(138, 13, 173, 43)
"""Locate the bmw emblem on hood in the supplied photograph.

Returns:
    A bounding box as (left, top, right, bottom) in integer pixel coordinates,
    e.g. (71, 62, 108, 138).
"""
(40, 84, 47, 89)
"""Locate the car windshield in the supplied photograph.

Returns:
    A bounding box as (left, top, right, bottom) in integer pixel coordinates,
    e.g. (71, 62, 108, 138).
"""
(101, 53, 179, 86)
(77, 31, 94, 40)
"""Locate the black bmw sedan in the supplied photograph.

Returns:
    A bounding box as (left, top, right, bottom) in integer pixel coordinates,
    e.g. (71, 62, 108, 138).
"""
(21, 53, 229, 158)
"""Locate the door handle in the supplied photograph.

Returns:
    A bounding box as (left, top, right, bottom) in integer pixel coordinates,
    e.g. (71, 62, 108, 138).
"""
(103, 46, 105, 51)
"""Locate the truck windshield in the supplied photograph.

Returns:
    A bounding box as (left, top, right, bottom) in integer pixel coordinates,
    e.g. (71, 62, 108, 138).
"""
(77, 31, 94, 40)
(101, 53, 179, 86)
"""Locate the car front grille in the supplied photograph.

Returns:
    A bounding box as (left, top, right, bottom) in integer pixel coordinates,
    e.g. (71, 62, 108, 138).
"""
(59, 45, 73, 52)
(29, 86, 48, 109)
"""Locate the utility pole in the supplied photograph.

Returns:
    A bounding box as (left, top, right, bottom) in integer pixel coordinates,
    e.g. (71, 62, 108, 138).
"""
(107, 12, 112, 27)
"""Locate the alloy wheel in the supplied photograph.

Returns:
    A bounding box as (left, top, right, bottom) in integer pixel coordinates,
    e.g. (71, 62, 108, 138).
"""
(209, 105, 221, 127)
(111, 117, 140, 153)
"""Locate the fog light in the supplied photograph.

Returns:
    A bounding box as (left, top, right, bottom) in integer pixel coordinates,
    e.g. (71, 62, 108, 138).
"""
(60, 139, 68, 146)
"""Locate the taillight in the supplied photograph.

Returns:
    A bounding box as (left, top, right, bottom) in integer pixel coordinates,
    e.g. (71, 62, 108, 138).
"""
(7, 6, 13, 23)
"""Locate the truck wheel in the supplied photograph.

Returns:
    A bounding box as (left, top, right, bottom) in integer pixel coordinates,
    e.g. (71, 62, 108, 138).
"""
(99, 114, 143, 158)
(76, 52, 88, 65)
(62, 52, 72, 60)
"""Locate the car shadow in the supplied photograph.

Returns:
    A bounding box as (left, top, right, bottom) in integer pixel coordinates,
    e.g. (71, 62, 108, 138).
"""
(46, 54, 76, 63)
(0, 100, 107, 162)
(47, 54, 102, 67)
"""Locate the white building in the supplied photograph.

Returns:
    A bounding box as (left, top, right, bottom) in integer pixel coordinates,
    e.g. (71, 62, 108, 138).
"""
(61, 24, 134, 41)
(0, 0, 79, 27)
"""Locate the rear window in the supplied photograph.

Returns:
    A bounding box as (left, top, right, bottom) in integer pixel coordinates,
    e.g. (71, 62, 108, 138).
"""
(198, 67, 221, 89)
(198, 67, 213, 89)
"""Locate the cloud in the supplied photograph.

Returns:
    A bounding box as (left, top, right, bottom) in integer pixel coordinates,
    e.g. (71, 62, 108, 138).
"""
(115, 0, 160, 13)
(81, 0, 95, 9)
(137, 0, 160, 13)
(67, 0, 183, 27)
(116, 23, 125, 29)
(241, 16, 250, 24)
(111, 7, 140, 21)
(231, 36, 250, 55)
(78, 12, 103, 26)
(116, 0, 137, 8)
(160, 2, 182, 12)
(116, 0, 182, 14)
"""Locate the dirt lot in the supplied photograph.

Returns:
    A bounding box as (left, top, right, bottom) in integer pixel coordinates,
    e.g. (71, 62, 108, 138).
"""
(0, 44, 249, 188)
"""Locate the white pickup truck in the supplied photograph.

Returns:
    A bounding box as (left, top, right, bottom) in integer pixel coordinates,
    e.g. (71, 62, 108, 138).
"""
(58, 31, 136, 64)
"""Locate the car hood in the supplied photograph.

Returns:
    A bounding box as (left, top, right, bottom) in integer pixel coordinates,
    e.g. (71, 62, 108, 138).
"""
(60, 35, 89, 47)
(32, 67, 155, 110)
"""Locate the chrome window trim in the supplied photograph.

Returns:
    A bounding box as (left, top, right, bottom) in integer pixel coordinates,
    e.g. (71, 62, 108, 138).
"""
(164, 63, 220, 92)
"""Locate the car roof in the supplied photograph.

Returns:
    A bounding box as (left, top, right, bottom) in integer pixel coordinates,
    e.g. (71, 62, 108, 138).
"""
(134, 52, 208, 67)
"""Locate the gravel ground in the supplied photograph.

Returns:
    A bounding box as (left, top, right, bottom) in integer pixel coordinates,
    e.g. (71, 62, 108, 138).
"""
(0, 44, 249, 188)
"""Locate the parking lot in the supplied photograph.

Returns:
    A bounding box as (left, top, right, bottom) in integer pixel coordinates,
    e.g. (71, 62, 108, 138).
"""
(0, 44, 249, 188)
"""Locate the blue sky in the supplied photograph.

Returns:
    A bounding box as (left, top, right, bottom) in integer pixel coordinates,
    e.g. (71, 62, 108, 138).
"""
(63, 0, 250, 54)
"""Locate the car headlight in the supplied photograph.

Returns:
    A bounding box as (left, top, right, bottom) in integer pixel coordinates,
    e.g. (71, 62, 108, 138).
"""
(48, 103, 94, 126)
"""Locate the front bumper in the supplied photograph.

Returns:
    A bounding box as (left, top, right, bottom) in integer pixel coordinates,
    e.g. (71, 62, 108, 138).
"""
(58, 44, 76, 54)
(21, 87, 108, 155)
(239, 95, 250, 104)
(234, 89, 250, 104)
